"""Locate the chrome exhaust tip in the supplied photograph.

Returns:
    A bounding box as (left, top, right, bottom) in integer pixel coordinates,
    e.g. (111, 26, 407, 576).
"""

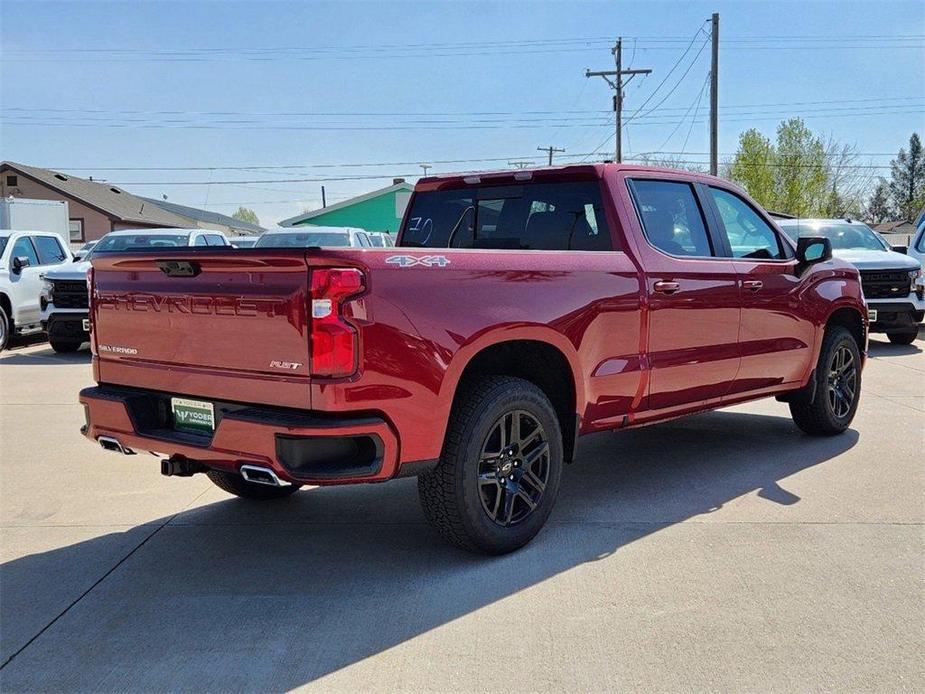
(239, 464, 282, 487)
(97, 435, 135, 456)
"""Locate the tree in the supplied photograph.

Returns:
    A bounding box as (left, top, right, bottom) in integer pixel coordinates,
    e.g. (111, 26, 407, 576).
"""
(821, 137, 871, 218)
(888, 133, 925, 221)
(774, 118, 828, 217)
(634, 153, 706, 172)
(865, 180, 892, 224)
(729, 129, 776, 209)
(728, 118, 874, 218)
(232, 206, 260, 226)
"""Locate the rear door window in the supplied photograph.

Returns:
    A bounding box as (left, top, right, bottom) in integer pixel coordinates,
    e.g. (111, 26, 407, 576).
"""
(628, 179, 714, 257)
(205, 234, 227, 246)
(33, 236, 69, 265)
(400, 181, 613, 251)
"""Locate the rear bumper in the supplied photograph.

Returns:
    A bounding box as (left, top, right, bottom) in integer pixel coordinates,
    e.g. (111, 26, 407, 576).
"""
(79, 385, 400, 485)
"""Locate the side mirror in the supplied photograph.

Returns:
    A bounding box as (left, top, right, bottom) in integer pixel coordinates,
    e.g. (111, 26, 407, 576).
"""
(11, 256, 31, 274)
(796, 236, 832, 266)
(891, 244, 908, 254)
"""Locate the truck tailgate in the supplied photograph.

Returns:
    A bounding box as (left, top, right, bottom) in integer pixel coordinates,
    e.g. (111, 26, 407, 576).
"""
(90, 251, 313, 409)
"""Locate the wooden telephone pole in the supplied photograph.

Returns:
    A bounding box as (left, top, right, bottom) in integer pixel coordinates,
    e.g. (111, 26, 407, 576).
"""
(537, 146, 565, 166)
(709, 13, 719, 175)
(586, 38, 652, 162)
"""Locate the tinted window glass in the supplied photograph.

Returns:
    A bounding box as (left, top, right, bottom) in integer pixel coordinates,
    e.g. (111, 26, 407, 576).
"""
(193, 235, 209, 246)
(0, 237, 8, 258)
(710, 188, 784, 259)
(400, 181, 613, 251)
(255, 232, 351, 248)
(206, 234, 226, 246)
(11, 236, 40, 267)
(630, 180, 713, 256)
(93, 234, 190, 252)
(34, 236, 68, 265)
(780, 222, 887, 251)
(916, 227, 925, 253)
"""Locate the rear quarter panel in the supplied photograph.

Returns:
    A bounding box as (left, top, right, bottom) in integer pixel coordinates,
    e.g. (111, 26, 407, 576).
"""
(314, 248, 643, 463)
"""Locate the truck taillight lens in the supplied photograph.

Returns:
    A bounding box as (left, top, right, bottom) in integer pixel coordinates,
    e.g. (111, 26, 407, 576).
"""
(310, 268, 364, 377)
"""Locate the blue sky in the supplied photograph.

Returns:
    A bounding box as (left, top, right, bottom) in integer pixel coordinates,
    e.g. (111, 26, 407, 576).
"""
(2, 0, 923, 226)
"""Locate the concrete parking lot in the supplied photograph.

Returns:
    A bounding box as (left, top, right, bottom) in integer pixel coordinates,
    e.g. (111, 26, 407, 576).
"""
(1, 334, 922, 692)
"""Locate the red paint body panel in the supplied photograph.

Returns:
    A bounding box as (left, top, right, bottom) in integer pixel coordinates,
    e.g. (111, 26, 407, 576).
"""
(82, 164, 866, 485)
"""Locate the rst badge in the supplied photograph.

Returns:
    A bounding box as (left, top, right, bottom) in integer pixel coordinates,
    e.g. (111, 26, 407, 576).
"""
(385, 255, 450, 268)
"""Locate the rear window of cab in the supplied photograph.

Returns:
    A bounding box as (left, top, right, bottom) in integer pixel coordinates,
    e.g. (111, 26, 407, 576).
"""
(400, 181, 615, 251)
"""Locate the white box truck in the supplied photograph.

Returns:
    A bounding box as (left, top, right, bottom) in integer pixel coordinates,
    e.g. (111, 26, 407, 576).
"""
(0, 197, 70, 249)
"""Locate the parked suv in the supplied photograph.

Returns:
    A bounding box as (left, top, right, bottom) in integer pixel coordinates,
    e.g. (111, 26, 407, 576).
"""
(779, 219, 923, 345)
(81, 165, 866, 554)
(0, 230, 72, 351)
(40, 228, 230, 352)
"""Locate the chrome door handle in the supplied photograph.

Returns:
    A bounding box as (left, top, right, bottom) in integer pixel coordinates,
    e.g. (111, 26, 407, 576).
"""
(654, 280, 681, 295)
(743, 280, 763, 291)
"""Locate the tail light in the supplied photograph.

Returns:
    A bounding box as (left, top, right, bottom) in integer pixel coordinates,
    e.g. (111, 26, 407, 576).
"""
(310, 268, 365, 377)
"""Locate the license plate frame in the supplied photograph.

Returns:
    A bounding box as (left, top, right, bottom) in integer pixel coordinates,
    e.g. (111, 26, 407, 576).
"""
(171, 397, 215, 434)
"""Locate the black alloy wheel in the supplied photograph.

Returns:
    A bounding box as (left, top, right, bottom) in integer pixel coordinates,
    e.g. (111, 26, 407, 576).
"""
(477, 410, 550, 527)
(826, 344, 857, 419)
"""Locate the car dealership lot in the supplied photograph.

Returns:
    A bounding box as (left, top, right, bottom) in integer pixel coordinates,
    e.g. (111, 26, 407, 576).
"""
(1, 335, 922, 692)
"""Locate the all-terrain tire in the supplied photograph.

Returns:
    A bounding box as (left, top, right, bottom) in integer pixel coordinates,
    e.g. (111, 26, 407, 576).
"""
(887, 330, 918, 345)
(789, 325, 861, 436)
(206, 469, 301, 500)
(418, 376, 563, 555)
(49, 337, 83, 353)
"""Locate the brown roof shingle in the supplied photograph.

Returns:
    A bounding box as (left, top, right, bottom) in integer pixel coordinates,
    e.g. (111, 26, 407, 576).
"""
(2, 161, 190, 227)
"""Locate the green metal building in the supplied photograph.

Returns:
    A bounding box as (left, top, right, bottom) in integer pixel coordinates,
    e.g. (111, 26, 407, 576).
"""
(279, 180, 413, 235)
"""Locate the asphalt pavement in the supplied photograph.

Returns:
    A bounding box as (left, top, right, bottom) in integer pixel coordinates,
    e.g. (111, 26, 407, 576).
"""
(1, 333, 922, 692)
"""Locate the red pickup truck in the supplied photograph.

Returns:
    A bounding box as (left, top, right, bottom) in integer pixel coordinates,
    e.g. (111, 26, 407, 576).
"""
(80, 164, 867, 554)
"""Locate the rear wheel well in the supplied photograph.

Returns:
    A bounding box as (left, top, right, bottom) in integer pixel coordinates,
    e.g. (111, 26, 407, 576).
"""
(826, 307, 865, 353)
(454, 341, 578, 461)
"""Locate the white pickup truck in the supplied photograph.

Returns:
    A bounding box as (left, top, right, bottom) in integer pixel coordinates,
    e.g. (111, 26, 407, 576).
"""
(40, 228, 230, 352)
(0, 229, 73, 351)
(779, 218, 923, 345)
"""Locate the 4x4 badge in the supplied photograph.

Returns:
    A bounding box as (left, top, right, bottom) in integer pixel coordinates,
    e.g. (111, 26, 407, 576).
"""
(385, 255, 450, 268)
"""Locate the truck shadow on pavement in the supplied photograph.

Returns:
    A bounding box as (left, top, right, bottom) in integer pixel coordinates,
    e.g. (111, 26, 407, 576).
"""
(0, 410, 858, 690)
(0, 347, 91, 365)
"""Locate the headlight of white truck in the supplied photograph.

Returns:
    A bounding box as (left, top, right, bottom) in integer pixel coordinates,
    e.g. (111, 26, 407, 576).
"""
(41, 278, 54, 301)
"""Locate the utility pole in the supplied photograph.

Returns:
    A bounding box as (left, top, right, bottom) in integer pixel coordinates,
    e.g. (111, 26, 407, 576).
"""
(419, 163, 432, 177)
(508, 160, 533, 169)
(321, 185, 326, 208)
(709, 12, 719, 176)
(586, 38, 652, 162)
(537, 146, 565, 166)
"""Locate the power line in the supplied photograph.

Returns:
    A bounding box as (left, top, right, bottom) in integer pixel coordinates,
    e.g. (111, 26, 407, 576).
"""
(4, 95, 918, 119)
(624, 33, 711, 125)
(654, 73, 711, 152)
